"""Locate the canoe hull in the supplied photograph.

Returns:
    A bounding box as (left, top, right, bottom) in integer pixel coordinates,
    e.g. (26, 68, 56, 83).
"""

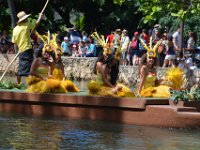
(0, 91, 200, 128)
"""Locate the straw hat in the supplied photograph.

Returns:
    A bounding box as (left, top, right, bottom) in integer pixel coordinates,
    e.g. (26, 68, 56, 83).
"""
(17, 11, 31, 24)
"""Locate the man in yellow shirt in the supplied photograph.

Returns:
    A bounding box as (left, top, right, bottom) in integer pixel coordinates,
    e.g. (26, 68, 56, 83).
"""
(12, 11, 43, 84)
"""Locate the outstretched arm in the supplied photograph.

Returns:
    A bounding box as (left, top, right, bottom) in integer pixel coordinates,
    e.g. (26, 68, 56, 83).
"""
(101, 65, 115, 88)
(35, 13, 43, 28)
(61, 63, 65, 80)
(138, 65, 146, 94)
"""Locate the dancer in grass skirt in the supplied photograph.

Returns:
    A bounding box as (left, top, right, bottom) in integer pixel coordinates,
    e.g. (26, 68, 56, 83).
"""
(87, 32, 135, 97)
(138, 37, 184, 98)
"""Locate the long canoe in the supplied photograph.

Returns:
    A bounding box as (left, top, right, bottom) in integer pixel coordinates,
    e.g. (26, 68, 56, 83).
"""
(0, 90, 200, 128)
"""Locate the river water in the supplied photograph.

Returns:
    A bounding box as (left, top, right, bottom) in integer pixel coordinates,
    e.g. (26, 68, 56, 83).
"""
(0, 112, 200, 150)
(0, 77, 200, 149)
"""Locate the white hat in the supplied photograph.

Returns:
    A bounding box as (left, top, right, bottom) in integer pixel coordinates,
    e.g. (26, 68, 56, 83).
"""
(115, 29, 121, 32)
(17, 11, 31, 24)
(122, 29, 128, 33)
(195, 54, 200, 60)
(64, 37, 69, 40)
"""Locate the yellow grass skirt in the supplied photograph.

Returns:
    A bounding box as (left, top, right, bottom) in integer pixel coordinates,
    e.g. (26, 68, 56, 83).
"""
(140, 85, 170, 98)
(140, 68, 183, 98)
(52, 68, 80, 92)
(87, 80, 135, 97)
(61, 80, 80, 92)
(26, 76, 67, 93)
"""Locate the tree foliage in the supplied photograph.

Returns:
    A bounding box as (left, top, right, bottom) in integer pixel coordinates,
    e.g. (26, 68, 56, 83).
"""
(136, 0, 200, 24)
(118, 0, 200, 44)
(1, 0, 200, 45)
(0, 0, 142, 36)
(159, 15, 200, 45)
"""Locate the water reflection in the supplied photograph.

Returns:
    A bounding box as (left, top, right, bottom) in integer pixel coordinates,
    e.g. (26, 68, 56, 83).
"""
(0, 113, 200, 149)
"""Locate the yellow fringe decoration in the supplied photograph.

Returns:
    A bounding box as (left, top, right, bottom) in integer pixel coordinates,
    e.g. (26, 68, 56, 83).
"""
(26, 77, 49, 93)
(164, 67, 184, 89)
(47, 79, 61, 89)
(87, 81, 135, 97)
(61, 80, 80, 92)
(140, 87, 155, 97)
(87, 80, 102, 95)
(140, 85, 170, 98)
(52, 68, 64, 80)
(152, 85, 170, 98)
(26, 76, 42, 85)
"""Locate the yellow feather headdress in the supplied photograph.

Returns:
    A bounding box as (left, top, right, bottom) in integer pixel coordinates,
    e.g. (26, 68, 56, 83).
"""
(90, 32, 111, 56)
(114, 47, 122, 61)
(90, 31, 122, 61)
(139, 36, 161, 58)
(55, 47, 63, 57)
(35, 31, 59, 54)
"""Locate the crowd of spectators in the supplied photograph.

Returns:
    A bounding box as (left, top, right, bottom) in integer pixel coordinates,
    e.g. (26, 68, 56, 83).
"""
(1, 25, 200, 70)
(103, 25, 200, 70)
(56, 28, 98, 57)
(0, 30, 14, 54)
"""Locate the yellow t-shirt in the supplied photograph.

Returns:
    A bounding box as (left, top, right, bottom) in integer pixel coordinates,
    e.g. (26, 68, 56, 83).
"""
(12, 21, 35, 52)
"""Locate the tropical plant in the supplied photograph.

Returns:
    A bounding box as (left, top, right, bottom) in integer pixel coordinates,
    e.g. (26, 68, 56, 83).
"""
(69, 9, 85, 30)
(0, 81, 26, 90)
(170, 89, 200, 102)
(170, 90, 190, 102)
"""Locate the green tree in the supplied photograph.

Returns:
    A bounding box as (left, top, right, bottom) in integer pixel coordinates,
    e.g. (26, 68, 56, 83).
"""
(1, 0, 142, 36)
(124, 0, 200, 46)
(133, 0, 200, 24)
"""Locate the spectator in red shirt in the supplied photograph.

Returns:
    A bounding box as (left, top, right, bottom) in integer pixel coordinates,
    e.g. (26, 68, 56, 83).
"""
(31, 32, 38, 45)
(106, 31, 115, 49)
(141, 29, 149, 45)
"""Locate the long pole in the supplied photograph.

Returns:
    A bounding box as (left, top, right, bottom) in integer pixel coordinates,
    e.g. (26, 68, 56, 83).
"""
(0, 0, 50, 82)
(0, 52, 20, 81)
(40, 0, 49, 14)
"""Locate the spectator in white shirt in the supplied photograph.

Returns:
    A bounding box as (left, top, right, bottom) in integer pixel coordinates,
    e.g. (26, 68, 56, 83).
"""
(173, 27, 181, 50)
(121, 29, 130, 66)
(187, 31, 196, 49)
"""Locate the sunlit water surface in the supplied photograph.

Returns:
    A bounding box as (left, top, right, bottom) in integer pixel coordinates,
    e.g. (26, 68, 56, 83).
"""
(0, 113, 200, 150)
(0, 76, 200, 149)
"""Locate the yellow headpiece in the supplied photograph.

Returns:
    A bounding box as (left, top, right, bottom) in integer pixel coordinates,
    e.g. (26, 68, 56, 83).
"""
(114, 47, 122, 61)
(91, 32, 111, 56)
(35, 31, 58, 53)
(139, 36, 161, 58)
(55, 47, 63, 57)
(43, 44, 52, 53)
